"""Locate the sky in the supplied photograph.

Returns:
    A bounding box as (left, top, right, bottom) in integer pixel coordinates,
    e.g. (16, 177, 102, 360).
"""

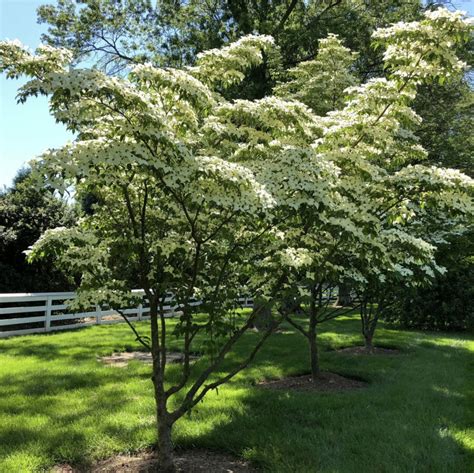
(1, 0, 474, 188)
(0, 0, 74, 188)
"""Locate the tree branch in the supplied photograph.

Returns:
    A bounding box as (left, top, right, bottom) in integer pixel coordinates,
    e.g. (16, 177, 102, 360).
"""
(273, 0, 299, 36)
(115, 307, 151, 351)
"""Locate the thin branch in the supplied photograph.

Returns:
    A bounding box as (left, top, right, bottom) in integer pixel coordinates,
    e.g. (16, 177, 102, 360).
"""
(283, 313, 308, 337)
(158, 295, 168, 376)
(115, 308, 151, 351)
(189, 322, 279, 409)
(140, 179, 149, 243)
(171, 315, 282, 420)
(122, 184, 139, 239)
(318, 303, 362, 323)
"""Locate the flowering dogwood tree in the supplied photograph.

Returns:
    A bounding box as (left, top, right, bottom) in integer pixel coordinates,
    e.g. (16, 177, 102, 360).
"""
(355, 165, 474, 351)
(0, 35, 298, 472)
(345, 8, 474, 351)
(264, 8, 472, 375)
(1, 6, 472, 471)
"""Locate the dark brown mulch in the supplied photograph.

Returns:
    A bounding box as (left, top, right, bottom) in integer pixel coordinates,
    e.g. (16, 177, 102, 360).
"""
(335, 346, 401, 356)
(53, 449, 258, 472)
(259, 372, 367, 392)
(98, 351, 199, 368)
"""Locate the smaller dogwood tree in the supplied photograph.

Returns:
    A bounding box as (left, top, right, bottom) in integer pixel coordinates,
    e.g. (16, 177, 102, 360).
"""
(355, 165, 474, 350)
(274, 33, 359, 115)
(270, 8, 473, 376)
(346, 7, 474, 350)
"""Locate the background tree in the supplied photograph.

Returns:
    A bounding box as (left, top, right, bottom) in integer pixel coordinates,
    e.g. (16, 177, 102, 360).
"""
(0, 167, 75, 292)
(36, 1, 424, 89)
(386, 228, 474, 331)
(414, 79, 473, 175)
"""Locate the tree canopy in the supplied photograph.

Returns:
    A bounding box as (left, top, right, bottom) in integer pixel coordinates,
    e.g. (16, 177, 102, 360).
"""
(0, 5, 473, 472)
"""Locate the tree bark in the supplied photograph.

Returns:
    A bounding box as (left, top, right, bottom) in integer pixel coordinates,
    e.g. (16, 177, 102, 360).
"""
(251, 298, 274, 331)
(156, 412, 175, 473)
(150, 299, 176, 473)
(336, 284, 352, 306)
(363, 331, 374, 353)
(308, 309, 320, 380)
(360, 299, 381, 354)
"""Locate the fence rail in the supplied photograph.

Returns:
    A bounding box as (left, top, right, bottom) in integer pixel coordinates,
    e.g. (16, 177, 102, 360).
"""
(0, 291, 253, 339)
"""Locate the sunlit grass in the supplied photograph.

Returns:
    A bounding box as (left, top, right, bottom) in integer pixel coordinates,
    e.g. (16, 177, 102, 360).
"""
(0, 315, 472, 472)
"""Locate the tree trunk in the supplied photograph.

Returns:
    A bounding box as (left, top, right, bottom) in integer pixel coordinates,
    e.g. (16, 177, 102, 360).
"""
(152, 359, 176, 473)
(308, 310, 320, 380)
(360, 303, 380, 354)
(156, 412, 175, 473)
(149, 299, 176, 473)
(251, 298, 274, 331)
(363, 331, 374, 353)
(336, 284, 352, 306)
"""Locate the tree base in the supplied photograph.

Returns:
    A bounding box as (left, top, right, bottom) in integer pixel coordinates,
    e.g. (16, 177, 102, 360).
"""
(336, 346, 401, 356)
(53, 448, 257, 472)
(259, 372, 367, 392)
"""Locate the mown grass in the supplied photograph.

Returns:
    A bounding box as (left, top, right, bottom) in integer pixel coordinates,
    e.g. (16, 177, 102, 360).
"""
(0, 315, 472, 472)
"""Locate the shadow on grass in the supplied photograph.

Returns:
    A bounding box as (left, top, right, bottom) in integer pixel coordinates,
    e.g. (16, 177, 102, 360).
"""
(0, 316, 472, 472)
(175, 340, 473, 472)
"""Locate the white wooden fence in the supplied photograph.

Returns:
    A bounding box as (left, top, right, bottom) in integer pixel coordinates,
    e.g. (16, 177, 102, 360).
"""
(0, 291, 253, 339)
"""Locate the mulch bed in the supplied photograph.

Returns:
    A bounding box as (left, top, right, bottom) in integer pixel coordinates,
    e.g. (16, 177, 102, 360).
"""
(259, 372, 367, 392)
(53, 449, 258, 472)
(99, 351, 199, 367)
(335, 346, 401, 356)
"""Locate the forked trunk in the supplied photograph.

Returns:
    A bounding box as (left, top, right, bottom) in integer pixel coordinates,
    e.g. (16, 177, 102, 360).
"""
(361, 305, 380, 354)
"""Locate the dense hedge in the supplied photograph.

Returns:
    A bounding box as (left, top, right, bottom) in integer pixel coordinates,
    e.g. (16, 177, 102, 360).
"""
(386, 234, 474, 332)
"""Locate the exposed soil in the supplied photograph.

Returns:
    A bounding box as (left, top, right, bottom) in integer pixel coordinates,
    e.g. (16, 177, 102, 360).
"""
(99, 351, 199, 367)
(336, 346, 401, 356)
(259, 371, 367, 392)
(52, 449, 258, 472)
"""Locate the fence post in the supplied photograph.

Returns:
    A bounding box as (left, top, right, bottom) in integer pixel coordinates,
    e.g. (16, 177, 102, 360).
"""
(45, 296, 52, 332)
(137, 303, 143, 321)
(95, 304, 102, 325)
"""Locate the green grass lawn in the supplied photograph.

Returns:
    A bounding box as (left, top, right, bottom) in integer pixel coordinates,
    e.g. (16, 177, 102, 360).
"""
(0, 315, 472, 472)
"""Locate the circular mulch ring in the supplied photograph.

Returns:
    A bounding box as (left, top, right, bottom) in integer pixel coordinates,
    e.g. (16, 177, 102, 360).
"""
(53, 449, 258, 472)
(99, 351, 199, 368)
(259, 372, 367, 392)
(335, 346, 401, 356)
